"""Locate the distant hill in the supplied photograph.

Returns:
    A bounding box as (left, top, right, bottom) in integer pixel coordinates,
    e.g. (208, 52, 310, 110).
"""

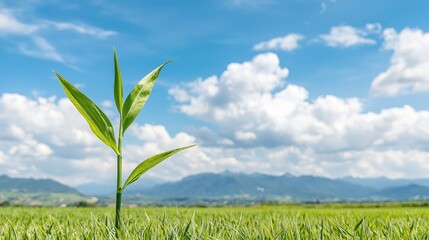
(0, 175, 78, 193)
(134, 172, 376, 201)
(0, 175, 89, 206)
(372, 184, 429, 200)
(341, 176, 429, 190)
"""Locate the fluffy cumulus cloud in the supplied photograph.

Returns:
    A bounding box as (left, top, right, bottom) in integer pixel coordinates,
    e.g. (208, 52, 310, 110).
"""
(253, 34, 304, 51)
(371, 28, 429, 96)
(320, 23, 381, 47)
(0, 93, 113, 185)
(169, 52, 429, 178)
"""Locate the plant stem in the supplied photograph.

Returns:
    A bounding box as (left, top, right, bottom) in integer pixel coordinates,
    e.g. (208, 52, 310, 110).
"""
(115, 120, 123, 231)
(115, 154, 122, 230)
(115, 191, 121, 229)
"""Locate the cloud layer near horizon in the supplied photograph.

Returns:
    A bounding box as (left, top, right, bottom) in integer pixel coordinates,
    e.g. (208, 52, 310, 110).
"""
(0, 93, 261, 186)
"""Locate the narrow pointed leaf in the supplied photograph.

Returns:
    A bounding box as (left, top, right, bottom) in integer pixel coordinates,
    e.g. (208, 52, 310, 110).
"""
(122, 144, 195, 191)
(122, 60, 172, 134)
(113, 48, 123, 114)
(55, 72, 118, 154)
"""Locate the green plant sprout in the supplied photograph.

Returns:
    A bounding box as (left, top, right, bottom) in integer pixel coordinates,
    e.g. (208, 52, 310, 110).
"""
(54, 49, 195, 232)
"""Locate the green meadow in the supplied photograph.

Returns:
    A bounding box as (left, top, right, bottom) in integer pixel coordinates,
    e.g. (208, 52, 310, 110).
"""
(1, 204, 428, 239)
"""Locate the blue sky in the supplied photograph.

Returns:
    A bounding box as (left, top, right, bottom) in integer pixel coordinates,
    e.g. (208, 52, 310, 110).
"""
(1, 0, 429, 186)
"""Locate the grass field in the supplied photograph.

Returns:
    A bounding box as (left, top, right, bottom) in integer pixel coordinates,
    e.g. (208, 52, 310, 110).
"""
(1, 204, 429, 239)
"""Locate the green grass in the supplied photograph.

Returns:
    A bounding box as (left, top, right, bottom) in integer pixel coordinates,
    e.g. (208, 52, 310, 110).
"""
(1, 205, 428, 239)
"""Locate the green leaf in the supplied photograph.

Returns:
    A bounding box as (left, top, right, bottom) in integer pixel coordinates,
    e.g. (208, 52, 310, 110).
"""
(55, 72, 119, 154)
(113, 48, 123, 115)
(122, 60, 172, 134)
(122, 144, 195, 191)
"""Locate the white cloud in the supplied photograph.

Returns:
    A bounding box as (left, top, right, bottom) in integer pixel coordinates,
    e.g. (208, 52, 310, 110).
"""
(266, 147, 429, 179)
(320, 24, 381, 47)
(0, 151, 6, 165)
(0, 93, 112, 185)
(338, 149, 429, 178)
(169, 53, 429, 179)
(125, 124, 205, 179)
(101, 100, 113, 108)
(0, 9, 38, 35)
(253, 34, 304, 52)
(9, 140, 53, 159)
(235, 131, 257, 142)
(46, 21, 116, 38)
(19, 36, 64, 62)
(365, 23, 382, 34)
(169, 52, 289, 120)
(371, 28, 429, 96)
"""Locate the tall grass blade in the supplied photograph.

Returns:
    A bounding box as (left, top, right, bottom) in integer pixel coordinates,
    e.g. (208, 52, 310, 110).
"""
(121, 60, 172, 134)
(354, 217, 365, 231)
(55, 72, 118, 154)
(122, 144, 195, 191)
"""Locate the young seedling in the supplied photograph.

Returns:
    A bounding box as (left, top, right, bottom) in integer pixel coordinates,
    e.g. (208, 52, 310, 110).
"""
(54, 49, 195, 232)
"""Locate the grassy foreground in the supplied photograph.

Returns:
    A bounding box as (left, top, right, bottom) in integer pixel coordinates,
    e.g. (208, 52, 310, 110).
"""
(1, 205, 428, 239)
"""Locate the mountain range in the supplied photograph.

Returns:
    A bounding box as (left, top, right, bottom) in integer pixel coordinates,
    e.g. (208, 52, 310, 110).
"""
(130, 172, 429, 203)
(135, 172, 373, 200)
(3, 172, 429, 206)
